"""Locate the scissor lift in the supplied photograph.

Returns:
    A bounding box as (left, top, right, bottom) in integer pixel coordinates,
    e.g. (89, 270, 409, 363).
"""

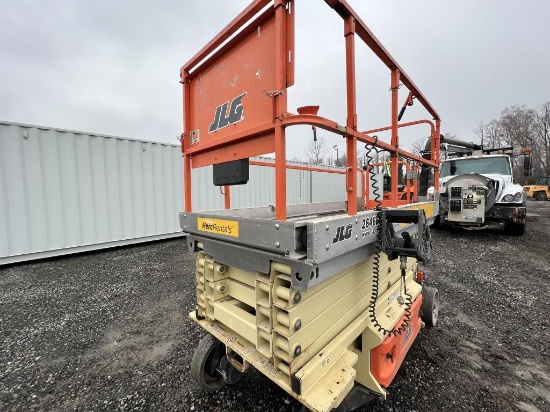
(180, 1, 441, 411)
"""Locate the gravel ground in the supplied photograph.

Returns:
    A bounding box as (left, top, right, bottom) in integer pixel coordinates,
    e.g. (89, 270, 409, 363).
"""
(1, 200, 549, 412)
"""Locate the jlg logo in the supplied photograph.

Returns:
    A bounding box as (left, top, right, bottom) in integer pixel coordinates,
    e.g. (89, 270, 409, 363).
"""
(208, 92, 247, 133)
(332, 223, 353, 244)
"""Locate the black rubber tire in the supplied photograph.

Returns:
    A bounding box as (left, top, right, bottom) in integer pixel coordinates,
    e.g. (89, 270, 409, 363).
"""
(430, 214, 441, 228)
(191, 334, 226, 392)
(505, 222, 526, 236)
(431, 215, 452, 231)
(535, 191, 547, 201)
(421, 286, 439, 327)
(401, 193, 414, 202)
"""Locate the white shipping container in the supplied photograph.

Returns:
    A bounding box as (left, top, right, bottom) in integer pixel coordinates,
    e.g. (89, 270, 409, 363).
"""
(0, 122, 184, 265)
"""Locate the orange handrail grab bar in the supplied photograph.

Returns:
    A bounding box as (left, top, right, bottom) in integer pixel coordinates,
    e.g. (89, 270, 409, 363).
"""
(324, 0, 440, 122)
(180, 0, 441, 220)
(279, 115, 439, 167)
(363, 119, 436, 136)
(249, 160, 347, 175)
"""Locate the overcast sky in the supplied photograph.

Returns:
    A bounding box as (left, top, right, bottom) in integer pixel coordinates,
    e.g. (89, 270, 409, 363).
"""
(1, 0, 549, 161)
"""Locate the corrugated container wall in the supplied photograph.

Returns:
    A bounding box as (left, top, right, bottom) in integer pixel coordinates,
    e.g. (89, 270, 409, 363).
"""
(1, 122, 349, 265)
(0, 122, 184, 265)
(228, 159, 345, 209)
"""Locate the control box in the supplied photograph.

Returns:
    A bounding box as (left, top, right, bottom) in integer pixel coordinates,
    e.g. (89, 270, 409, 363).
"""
(446, 185, 486, 224)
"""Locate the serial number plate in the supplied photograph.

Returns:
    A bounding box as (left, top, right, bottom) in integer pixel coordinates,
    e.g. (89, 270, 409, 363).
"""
(462, 215, 478, 222)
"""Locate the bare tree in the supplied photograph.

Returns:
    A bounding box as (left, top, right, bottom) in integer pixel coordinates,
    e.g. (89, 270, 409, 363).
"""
(356, 148, 366, 168)
(484, 119, 505, 149)
(473, 122, 485, 146)
(534, 101, 550, 175)
(475, 120, 505, 150)
(305, 136, 328, 165)
(335, 153, 347, 167)
(499, 105, 536, 148)
(410, 137, 427, 156)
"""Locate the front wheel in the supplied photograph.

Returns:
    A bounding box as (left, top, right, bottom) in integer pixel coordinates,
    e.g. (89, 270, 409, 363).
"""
(505, 222, 525, 236)
(535, 191, 547, 201)
(430, 214, 440, 228)
(191, 334, 227, 392)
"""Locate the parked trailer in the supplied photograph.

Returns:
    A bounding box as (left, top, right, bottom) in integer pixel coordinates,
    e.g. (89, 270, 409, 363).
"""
(180, 1, 441, 410)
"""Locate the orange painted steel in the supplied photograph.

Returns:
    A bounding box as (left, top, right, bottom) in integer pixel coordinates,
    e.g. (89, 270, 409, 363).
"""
(324, 0, 439, 121)
(181, 0, 441, 220)
(273, 1, 288, 220)
(344, 15, 358, 215)
(363, 119, 441, 191)
(363, 119, 436, 136)
(221, 186, 231, 210)
(182, 0, 272, 75)
(390, 69, 400, 208)
(250, 160, 346, 175)
(370, 295, 423, 388)
(192, 133, 276, 169)
(357, 166, 367, 210)
(364, 161, 418, 209)
(280, 115, 438, 167)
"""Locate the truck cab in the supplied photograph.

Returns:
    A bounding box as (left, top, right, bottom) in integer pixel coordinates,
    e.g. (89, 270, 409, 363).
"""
(435, 154, 526, 235)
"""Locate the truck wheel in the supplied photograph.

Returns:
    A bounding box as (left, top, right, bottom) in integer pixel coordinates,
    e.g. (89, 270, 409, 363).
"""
(191, 334, 226, 392)
(421, 286, 439, 327)
(535, 191, 547, 201)
(505, 222, 526, 236)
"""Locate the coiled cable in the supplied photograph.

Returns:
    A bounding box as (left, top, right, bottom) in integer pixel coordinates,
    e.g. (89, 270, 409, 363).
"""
(365, 142, 413, 337)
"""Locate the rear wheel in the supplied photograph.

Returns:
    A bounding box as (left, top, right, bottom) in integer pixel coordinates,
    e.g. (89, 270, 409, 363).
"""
(421, 286, 439, 327)
(535, 191, 547, 201)
(505, 222, 526, 236)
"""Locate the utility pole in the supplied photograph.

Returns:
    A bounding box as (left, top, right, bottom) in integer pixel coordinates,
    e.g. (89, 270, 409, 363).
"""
(545, 104, 549, 175)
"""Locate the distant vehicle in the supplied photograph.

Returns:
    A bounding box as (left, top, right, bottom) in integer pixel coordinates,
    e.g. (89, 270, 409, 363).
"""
(524, 176, 550, 201)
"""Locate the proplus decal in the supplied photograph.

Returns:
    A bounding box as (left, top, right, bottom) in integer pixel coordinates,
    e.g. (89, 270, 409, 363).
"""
(208, 92, 247, 133)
